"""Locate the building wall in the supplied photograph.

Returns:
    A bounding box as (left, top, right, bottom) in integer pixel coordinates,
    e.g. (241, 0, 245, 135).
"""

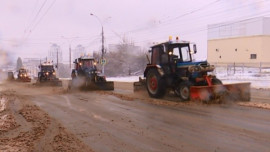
(207, 35, 267, 63)
(208, 17, 266, 40)
(262, 36, 270, 62)
(207, 17, 270, 64)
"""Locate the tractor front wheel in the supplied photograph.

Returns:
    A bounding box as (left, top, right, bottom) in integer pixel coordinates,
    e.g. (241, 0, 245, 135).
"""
(146, 69, 166, 98)
(175, 81, 192, 101)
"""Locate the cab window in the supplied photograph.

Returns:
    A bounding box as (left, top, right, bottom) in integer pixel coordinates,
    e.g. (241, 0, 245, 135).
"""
(181, 46, 191, 62)
(172, 47, 180, 59)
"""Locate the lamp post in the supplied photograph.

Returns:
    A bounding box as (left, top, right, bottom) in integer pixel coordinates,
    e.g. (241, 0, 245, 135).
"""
(90, 13, 106, 74)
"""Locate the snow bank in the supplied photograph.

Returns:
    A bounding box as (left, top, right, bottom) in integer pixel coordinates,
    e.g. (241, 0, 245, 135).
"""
(107, 76, 141, 82)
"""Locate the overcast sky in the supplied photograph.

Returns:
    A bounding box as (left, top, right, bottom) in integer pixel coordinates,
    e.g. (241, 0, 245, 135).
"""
(1, 0, 270, 63)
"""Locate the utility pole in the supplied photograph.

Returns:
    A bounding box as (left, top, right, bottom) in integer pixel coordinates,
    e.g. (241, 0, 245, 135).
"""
(57, 47, 59, 69)
(61, 36, 78, 69)
(69, 44, 71, 68)
(101, 26, 105, 74)
(90, 13, 110, 74)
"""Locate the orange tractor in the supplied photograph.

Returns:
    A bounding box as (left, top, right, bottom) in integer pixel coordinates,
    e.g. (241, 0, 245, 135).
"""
(134, 37, 250, 102)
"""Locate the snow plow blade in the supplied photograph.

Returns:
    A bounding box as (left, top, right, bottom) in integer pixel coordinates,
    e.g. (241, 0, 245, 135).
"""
(83, 81, 114, 91)
(70, 81, 114, 91)
(133, 77, 146, 91)
(190, 83, 251, 102)
(18, 77, 31, 82)
(36, 80, 62, 87)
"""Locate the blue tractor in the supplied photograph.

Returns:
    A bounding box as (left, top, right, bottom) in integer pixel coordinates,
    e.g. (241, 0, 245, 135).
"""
(71, 56, 114, 90)
(138, 37, 250, 102)
(37, 62, 62, 86)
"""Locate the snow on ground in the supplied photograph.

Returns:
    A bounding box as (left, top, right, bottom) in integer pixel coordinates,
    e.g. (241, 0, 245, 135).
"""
(216, 71, 270, 89)
(107, 76, 142, 82)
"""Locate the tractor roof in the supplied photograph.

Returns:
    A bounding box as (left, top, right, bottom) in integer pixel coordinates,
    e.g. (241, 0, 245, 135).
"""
(41, 63, 53, 66)
(79, 56, 95, 60)
(151, 40, 190, 48)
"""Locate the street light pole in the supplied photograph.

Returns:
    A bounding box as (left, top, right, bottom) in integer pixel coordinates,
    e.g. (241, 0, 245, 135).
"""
(69, 44, 71, 68)
(57, 47, 58, 69)
(90, 13, 106, 74)
(101, 26, 104, 59)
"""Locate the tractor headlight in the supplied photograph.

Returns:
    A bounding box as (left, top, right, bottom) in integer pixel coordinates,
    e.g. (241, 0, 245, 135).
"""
(53, 72, 56, 75)
(20, 74, 22, 77)
(24, 74, 27, 77)
(188, 66, 201, 73)
(46, 72, 49, 75)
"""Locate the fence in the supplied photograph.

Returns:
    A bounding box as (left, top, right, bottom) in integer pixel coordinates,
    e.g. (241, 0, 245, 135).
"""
(211, 62, 270, 76)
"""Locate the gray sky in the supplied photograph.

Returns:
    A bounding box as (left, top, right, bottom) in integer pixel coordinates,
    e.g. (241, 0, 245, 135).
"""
(1, 0, 270, 63)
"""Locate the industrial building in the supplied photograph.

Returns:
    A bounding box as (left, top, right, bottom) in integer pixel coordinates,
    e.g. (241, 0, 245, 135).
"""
(207, 17, 270, 64)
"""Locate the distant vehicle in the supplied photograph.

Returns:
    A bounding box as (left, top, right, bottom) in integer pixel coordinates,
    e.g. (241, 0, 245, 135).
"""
(70, 56, 114, 90)
(7, 71, 14, 81)
(17, 68, 31, 82)
(37, 62, 62, 86)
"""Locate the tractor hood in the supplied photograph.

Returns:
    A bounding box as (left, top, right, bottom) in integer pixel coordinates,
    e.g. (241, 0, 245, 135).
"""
(176, 61, 214, 73)
(176, 61, 209, 67)
(83, 67, 97, 73)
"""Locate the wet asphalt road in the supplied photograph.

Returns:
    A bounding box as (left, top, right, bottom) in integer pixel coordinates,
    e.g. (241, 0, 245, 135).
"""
(31, 89, 270, 152)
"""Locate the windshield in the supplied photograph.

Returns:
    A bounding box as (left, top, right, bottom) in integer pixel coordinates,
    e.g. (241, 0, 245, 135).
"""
(168, 44, 192, 62)
(19, 69, 27, 73)
(79, 59, 96, 69)
(41, 65, 54, 71)
(181, 46, 191, 62)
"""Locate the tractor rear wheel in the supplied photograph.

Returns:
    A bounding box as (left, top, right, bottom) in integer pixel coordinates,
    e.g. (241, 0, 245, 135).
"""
(176, 81, 192, 101)
(146, 69, 166, 98)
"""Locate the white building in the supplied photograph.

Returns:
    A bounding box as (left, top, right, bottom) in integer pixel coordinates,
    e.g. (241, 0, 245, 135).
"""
(73, 44, 86, 61)
(208, 17, 270, 63)
(48, 43, 62, 64)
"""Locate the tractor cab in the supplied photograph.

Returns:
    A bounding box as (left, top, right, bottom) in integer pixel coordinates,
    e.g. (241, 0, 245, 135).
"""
(17, 68, 31, 82)
(149, 37, 196, 68)
(38, 62, 57, 82)
(70, 56, 114, 90)
(73, 56, 99, 78)
(146, 37, 213, 79)
(40, 64, 55, 73)
(74, 57, 97, 71)
(18, 68, 28, 77)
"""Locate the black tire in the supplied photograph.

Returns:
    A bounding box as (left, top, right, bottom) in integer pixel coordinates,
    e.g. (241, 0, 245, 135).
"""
(146, 69, 166, 98)
(212, 78, 222, 85)
(175, 81, 192, 101)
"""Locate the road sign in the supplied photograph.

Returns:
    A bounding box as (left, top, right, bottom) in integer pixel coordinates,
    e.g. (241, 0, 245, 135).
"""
(100, 58, 107, 65)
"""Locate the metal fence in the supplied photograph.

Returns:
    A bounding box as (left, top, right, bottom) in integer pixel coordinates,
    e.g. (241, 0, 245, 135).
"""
(211, 62, 270, 76)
